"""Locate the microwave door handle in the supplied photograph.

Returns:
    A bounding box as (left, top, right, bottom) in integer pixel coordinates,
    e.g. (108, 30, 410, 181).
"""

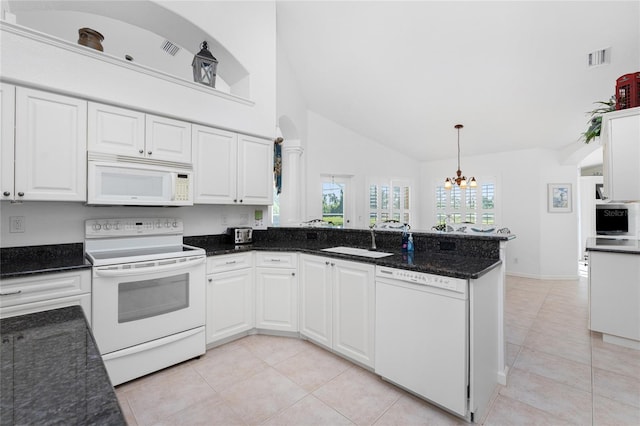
(94, 256, 205, 277)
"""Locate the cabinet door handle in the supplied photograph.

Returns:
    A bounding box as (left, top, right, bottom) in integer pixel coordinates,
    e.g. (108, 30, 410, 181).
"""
(2, 191, 9, 196)
(225, 260, 237, 265)
(17, 192, 24, 197)
(0, 290, 22, 296)
(139, 149, 144, 154)
(330, 263, 335, 267)
(291, 272, 295, 276)
(148, 151, 152, 155)
(325, 261, 330, 265)
(208, 278, 212, 282)
(239, 199, 243, 203)
(233, 199, 237, 203)
(269, 259, 281, 262)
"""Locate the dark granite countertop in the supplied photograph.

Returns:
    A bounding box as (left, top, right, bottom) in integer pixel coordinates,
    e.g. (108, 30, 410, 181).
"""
(1, 243, 91, 279)
(1, 228, 510, 280)
(0, 306, 125, 425)
(586, 237, 640, 255)
(186, 228, 506, 279)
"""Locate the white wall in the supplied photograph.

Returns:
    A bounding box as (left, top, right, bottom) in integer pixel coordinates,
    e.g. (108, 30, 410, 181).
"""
(304, 111, 421, 229)
(420, 148, 579, 279)
(0, 202, 267, 247)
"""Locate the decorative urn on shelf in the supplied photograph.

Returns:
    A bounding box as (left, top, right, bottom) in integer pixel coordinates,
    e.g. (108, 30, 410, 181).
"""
(77, 28, 104, 51)
(192, 41, 218, 88)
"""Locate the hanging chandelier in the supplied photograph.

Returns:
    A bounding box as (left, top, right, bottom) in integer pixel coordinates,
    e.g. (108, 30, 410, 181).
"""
(444, 124, 476, 190)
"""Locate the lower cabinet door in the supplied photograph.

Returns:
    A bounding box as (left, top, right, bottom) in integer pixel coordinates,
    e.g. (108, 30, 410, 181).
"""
(332, 260, 375, 368)
(255, 268, 298, 332)
(299, 255, 332, 348)
(206, 268, 254, 344)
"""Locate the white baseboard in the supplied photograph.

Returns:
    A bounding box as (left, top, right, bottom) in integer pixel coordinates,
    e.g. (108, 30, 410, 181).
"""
(506, 272, 580, 281)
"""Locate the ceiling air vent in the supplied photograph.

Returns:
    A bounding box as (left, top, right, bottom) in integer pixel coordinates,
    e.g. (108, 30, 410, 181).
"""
(161, 40, 181, 56)
(587, 48, 611, 67)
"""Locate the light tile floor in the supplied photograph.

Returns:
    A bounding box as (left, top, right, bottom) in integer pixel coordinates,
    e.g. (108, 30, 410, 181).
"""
(115, 275, 640, 425)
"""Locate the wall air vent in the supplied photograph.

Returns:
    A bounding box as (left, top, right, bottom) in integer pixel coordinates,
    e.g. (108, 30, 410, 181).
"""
(587, 48, 611, 67)
(161, 40, 181, 56)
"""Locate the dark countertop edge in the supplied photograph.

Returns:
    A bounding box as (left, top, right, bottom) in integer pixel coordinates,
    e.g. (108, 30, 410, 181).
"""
(586, 247, 640, 255)
(202, 245, 502, 280)
(585, 238, 640, 255)
(0, 263, 92, 280)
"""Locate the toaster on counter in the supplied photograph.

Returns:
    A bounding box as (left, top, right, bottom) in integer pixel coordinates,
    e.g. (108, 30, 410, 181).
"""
(229, 227, 253, 244)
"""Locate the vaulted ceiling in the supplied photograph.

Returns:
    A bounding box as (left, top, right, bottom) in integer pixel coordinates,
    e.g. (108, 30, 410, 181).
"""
(276, 1, 640, 162)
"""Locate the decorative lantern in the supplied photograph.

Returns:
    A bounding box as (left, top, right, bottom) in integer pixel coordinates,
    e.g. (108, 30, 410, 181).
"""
(192, 41, 218, 88)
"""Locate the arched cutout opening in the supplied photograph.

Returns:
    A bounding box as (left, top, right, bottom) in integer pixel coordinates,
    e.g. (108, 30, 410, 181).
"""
(5, 0, 250, 98)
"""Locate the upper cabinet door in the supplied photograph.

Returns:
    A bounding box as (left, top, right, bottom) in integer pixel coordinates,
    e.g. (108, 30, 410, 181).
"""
(145, 114, 192, 163)
(14, 87, 87, 201)
(237, 134, 273, 205)
(1, 84, 16, 201)
(602, 108, 640, 202)
(192, 124, 238, 204)
(88, 102, 145, 157)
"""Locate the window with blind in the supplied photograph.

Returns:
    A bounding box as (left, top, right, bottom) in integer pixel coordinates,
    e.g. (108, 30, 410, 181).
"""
(369, 180, 412, 227)
(435, 180, 496, 225)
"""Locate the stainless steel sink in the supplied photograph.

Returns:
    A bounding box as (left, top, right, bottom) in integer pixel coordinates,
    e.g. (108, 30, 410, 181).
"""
(321, 246, 394, 258)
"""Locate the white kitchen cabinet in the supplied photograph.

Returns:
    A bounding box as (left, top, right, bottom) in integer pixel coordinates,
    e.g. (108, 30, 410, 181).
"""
(299, 254, 333, 348)
(332, 260, 375, 367)
(0, 83, 15, 201)
(145, 114, 192, 163)
(602, 106, 640, 201)
(205, 253, 254, 344)
(192, 125, 237, 203)
(88, 102, 191, 163)
(589, 251, 640, 345)
(299, 254, 375, 367)
(237, 134, 273, 205)
(192, 124, 273, 205)
(0, 270, 92, 325)
(255, 252, 298, 332)
(3, 87, 87, 202)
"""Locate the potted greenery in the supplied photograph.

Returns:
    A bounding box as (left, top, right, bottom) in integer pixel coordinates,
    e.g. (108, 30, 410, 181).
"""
(582, 96, 616, 143)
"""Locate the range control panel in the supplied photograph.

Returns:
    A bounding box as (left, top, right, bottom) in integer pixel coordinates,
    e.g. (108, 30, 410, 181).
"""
(85, 218, 183, 238)
(375, 266, 467, 293)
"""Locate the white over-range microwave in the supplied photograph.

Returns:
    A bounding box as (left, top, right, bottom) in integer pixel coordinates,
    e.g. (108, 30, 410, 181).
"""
(87, 153, 193, 206)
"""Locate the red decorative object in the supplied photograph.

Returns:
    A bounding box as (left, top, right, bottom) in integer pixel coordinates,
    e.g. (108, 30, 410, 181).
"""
(615, 72, 640, 110)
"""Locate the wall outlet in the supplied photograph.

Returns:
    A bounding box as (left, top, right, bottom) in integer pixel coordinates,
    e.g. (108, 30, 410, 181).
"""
(10, 216, 25, 233)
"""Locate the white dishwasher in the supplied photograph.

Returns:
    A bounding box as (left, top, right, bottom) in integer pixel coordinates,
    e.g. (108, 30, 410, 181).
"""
(375, 266, 469, 418)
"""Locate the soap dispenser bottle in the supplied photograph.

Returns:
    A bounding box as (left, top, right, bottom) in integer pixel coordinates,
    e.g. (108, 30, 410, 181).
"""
(407, 233, 414, 253)
(401, 227, 409, 252)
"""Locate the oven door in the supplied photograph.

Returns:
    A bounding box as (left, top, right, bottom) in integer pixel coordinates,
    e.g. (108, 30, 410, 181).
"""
(91, 255, 205, 354)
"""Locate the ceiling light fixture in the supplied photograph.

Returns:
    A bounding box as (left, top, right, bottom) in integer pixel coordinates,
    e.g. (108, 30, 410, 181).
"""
(444, 124, 476, 190)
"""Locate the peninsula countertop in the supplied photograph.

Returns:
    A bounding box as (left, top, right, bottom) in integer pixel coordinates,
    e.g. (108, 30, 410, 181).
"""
(586, 237, 640, 255)
(0, 306, 125, 425)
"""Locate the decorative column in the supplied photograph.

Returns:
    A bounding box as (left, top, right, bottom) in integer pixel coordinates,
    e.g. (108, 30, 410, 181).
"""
(279, 139, 304, 225)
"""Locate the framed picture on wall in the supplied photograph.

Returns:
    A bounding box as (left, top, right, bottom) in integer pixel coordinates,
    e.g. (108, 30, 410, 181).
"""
(548, 183, 572, 213)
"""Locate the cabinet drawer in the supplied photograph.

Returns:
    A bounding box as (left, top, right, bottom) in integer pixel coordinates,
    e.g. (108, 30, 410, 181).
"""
(0, 270, 91, 309)
(207, 252, 253, 274)
(255, 252, 297, 268)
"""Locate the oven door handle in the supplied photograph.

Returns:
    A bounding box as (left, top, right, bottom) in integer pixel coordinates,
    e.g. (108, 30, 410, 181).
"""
(94, 256, 205, 277)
